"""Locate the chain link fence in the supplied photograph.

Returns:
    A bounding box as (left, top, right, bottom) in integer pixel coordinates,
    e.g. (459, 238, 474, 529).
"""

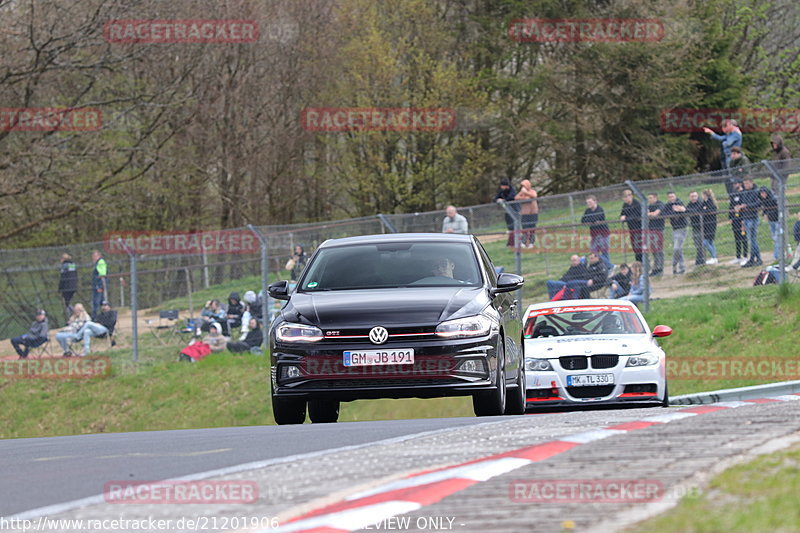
(2, 159, 798, 358)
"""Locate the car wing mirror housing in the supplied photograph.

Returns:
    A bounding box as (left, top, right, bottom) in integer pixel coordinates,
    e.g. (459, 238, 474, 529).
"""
(268, 280, 291, 301)
(491, 272, 524, 295)
(652, 325, 672, 337)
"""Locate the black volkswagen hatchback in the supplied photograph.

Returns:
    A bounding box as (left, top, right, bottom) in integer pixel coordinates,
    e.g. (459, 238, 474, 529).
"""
(267, 233, 525, 424)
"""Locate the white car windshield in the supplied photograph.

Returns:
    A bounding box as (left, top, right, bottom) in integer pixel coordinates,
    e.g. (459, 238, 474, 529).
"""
(524, 305, 646, 337)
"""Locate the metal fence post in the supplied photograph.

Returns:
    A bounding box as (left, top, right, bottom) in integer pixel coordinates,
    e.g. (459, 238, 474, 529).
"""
(376, 213, 398, 233)
(626, 181, 650, 312)
(499, 201, 523, 276)
(248, 225, 270, 348)
(763, 160, 787, 280)
(117, 238, 138, 362)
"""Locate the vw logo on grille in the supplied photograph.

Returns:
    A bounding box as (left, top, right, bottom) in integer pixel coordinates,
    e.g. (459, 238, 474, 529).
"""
(368, 326, 389, 344)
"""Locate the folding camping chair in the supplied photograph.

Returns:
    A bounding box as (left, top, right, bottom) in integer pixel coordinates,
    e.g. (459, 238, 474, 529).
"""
(145, 310, 181, 345)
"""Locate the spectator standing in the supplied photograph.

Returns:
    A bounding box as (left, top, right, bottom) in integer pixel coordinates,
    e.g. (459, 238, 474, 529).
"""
(581, 195, 612, 269)
(728, 146, 751, 182)
(545, 254, 591, 300)
(790, 212, 800, 271)
(701, 189, 719, 264)
(494, 178, 517, 246)
(10, 309, 49, 359)
(609, 263, 631, 298)
(90, 250, 108, 320)
(55, 303, 89, 357)
(619, 189, 643, 262)
(285, 244, 308, 282)
(737, 178, 763, 267)
(703, 118, 742, 171)
(759, 187, 780, 262)
(442, 205, 468, 234)
(514, 179, 539, 247)
(663, 192, 688, 274)
(75, 301, 117, 355)
(646, 193, 666, 276)
(58, 253, 78, 319)
(621, 261, 649, 305)
(728, 181, 748, 264)
(770, 135, 792, 195)
(685, 191, 706, 266)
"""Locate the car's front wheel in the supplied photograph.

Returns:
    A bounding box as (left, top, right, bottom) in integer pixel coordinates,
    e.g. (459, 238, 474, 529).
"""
(272, 395, 307, 425)
(308, 399, 340, 423)
(504, 361, 526, 415)
(473, 343, 507, 416)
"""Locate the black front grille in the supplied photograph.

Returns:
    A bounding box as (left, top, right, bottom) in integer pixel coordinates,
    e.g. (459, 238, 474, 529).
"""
(559, 356, 588, 370)
(320, 326, 436, 344)
(295, 378, 461, 389)
(566, 385, 615, 398)
(591, 355, 619, 369)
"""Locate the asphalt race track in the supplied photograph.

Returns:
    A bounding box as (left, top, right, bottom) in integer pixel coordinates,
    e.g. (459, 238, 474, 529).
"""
(3, 399, 800, 532)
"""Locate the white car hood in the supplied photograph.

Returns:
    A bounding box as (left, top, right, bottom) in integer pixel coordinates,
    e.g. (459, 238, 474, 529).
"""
(524, 335, 654, 359)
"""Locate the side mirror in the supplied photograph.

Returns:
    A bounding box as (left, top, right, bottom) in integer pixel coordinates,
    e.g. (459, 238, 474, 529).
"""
(652, 325, 672, 337)
(268, 280, 290, 301)
(491, 272, 524, 295)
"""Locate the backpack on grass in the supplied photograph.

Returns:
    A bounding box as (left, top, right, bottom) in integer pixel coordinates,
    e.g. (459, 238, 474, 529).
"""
(753, 270, 777, 286)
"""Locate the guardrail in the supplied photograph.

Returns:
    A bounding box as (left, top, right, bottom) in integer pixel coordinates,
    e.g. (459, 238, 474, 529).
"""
(670, 380, 800, 405)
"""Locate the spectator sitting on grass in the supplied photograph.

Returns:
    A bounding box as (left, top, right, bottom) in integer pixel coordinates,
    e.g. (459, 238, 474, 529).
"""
(10, 309, 49, 360)
(227, 317, 263, 353)
(609, 263, 631, 298)
(55, 303, 89, 357)
(545, 254, 591, 300)
(238, 290, 262, 341)
(621, 261, 649, 305)
(584, 252, 609, 298)
(225, 292, 244, 335)
(200, 299, 225, 333)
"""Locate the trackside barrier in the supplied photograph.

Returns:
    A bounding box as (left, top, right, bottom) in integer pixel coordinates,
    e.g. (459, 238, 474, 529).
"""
(670, 380, 800, 405)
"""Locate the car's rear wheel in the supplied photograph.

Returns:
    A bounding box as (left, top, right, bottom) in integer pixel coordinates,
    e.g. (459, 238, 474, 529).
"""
(661, 381, 669, 408)
(504, 361, 526, 415)
(473, 343, 506, 416)
(308, 399, 340, 423)
(272, 395, 307, 424)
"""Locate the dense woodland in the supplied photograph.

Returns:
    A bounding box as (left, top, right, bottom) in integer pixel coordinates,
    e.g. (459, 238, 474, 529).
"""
(0, 0, 798, 247)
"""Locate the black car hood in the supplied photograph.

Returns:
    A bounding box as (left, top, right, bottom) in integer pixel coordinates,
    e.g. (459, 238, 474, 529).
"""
(283, 287, 489, 327)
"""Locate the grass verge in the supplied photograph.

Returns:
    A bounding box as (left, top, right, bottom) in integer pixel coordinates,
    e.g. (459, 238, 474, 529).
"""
(627, 443, 800, 533)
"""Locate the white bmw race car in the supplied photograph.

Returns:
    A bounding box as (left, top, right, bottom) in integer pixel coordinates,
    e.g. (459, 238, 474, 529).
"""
(523, 299, 671, 410)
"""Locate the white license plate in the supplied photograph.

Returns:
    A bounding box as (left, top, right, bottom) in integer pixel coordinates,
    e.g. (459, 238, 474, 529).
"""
(567, 373, 615, 386)
(343, 349, 415, 367)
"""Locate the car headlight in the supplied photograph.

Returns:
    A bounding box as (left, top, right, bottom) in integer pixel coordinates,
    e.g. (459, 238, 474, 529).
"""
(526, 358, 553, 371)
(276, 322, 323, 342)
(435, 315, 493, 338)
(626, 353, 660, 367)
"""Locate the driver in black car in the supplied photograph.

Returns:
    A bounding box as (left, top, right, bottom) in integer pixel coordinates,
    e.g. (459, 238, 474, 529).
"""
(431, 257, 456, 278)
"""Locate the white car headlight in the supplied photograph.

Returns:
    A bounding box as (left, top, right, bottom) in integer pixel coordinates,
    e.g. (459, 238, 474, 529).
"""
(526, 358, 553, 371)
(435, 315, 493, 338)
(626, 353, 660, 367)
(276, 322, 323, 342)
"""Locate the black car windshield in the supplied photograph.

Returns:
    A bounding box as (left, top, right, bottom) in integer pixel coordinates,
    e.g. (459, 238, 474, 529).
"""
(300, 241, 482, 290)
(524, 305, 646, 337)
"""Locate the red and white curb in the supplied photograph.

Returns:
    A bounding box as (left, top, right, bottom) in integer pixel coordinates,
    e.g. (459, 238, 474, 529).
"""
(264, 395, 800, 533)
